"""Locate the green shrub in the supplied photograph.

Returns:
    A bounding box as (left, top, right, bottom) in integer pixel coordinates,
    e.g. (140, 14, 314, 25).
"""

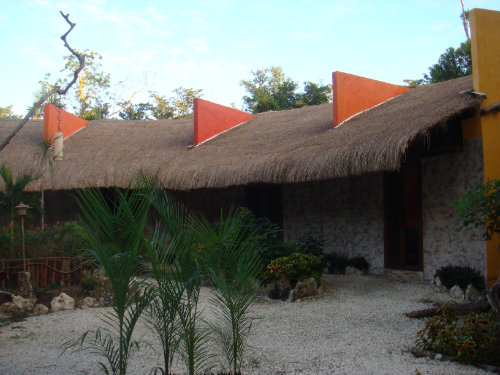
(434, 265, 486, 291)
(349, 256, 370, 271)
(296, 229, 324, 256)
(266, 252, 323, 287)
(81, 276, 99, 291)
(323, 253, 369, 274)
(323, 253, 349, 273)
(416, 308, 500, 366)
(0, 221, 89, 259)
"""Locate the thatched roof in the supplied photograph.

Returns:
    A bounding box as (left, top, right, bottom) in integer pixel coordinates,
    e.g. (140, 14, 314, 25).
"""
(0, 76, 482, 192)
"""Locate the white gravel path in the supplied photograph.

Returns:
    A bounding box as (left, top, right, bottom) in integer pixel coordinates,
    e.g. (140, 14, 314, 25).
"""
(0, 275, 491, 375)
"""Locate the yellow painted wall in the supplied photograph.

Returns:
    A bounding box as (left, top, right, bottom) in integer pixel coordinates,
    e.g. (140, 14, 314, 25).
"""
(470, 8, 500, 286)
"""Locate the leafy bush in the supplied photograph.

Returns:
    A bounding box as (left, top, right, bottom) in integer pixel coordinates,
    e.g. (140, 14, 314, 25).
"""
(323, 253, 370, 274)
(323, 253, 349, 274)
(296, 229, 324, 256)
(416, 308, 500, 366)
(349, 256, 370, 271)
(435, 265, 486, 291)
(246, 215, 292, 268)
(0, 221, 89, 259)
(81, 276, 99, 291)
(266, 253, 323, 287)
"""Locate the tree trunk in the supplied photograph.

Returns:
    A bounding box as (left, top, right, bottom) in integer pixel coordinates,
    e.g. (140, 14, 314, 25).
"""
(405, 299, 490, 318)
(41, 180, 44, 232)
(18, 271, 35, 300)
(487, 278, 500, 314)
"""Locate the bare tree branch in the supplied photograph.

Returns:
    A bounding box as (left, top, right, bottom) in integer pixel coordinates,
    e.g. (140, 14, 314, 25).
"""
(108, 77, 151, 117)
(0, 11, 85, 152)
(460, 0, 470, 41)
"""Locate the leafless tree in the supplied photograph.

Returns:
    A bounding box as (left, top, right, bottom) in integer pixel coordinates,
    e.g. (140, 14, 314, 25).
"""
(0, 11, 86, 152)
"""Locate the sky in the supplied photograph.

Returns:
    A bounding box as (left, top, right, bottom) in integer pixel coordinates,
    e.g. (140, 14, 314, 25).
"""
(1, 0, 499, 116)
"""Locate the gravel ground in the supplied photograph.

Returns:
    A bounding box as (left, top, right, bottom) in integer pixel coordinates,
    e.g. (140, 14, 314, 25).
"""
(0, 275, 492, 375)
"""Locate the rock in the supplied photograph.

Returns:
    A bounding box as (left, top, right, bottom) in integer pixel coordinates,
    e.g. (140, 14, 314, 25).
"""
(98, 297, 107, 307)
(317, 276, 328, 294)
(293, 278, 318, 300)
(33, 304, 49, 315)
(449, 285, 464, 300)
(345, 266, 362, 276)
(80, 296, 98, 309)
(0, 302, 22, 315)
(50, 293, 75, 312)
(11, 295, 35, 312)
(434, 276, 442, 287)
(18, 271, 35, 299)
(265, 277, 292, 300)
(465, 285, 482, 301)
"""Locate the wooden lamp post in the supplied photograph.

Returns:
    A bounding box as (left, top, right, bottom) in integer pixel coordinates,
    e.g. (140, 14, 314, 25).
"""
(15, 202, 33, 298)
(15, 202, 29, 272)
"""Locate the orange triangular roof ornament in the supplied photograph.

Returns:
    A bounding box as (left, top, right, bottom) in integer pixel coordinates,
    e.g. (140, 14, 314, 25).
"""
(193, 98, 254, 146)
(332, 72, 410, 127)
(43, 103, 88, 144)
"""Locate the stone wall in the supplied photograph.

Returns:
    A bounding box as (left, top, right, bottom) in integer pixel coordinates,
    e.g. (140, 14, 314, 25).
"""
(283, 174, 385, 274)
(282, 137, 486, 280)
(421, 137, 485, 279)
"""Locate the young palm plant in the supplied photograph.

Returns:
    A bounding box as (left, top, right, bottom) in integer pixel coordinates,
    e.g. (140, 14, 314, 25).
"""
(146, 188, 213, 375)
(0, 164, 39, 254)
(143, 228, 184, 375)
(63, 187, 152, 375)
(192, 209, 261, 375)
(37, 136, 53, 231)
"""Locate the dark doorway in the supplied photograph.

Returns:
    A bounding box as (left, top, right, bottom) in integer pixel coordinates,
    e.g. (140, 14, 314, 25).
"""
(245, 184, 283, 227)
(384, 161, 423, 271)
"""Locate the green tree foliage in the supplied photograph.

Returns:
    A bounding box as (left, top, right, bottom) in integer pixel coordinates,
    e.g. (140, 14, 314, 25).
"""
(455, 179, 500, 242)
(406, 8, 472, 87)
(405, 40, 472, 87)
(120, 88, 203, 121)
(149, 93, 175, 120)
(241, 66, 331, 113)
(296, 81, 333, 106)
(118, 102, 152, 120)
(64, 50, 111, 119)
(34, 50, 111, 119)
(0, 105, 21, 119)
(455, 179, 500, 313)
(33, 73, 66, 117)
(423, 40, 472, 84)
(149, 87, 203, 119)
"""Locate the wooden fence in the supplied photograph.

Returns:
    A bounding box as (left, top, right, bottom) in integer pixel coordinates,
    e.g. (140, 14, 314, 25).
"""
(0, 257, 86, 290)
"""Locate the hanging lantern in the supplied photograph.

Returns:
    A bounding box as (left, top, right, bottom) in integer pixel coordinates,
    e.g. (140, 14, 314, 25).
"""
(54, 132, 63, 161)
(15, 202, 30, 216)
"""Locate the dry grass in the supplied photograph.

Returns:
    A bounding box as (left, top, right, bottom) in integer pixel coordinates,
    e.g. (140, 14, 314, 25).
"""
(0, 76, 481, 192)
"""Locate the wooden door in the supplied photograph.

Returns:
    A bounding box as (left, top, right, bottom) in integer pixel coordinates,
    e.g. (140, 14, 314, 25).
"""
(384, 161, 423, 271)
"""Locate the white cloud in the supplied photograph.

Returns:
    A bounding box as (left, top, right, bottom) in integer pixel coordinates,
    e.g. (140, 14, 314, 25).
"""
(183, 10, 210, 32)
(0, 13, 7, 27)
(427, 23, 451, 31)
(145, 6, 168, 22)
(187, 37, 211, 53)
(183, 61, 197, 71)
(111, 56, 132, 65)
(291, 30, 325, 40)
(16, 43, 56, 69)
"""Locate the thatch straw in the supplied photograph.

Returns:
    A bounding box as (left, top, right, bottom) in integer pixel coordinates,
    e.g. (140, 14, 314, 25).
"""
(0, 76, 482, 192)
